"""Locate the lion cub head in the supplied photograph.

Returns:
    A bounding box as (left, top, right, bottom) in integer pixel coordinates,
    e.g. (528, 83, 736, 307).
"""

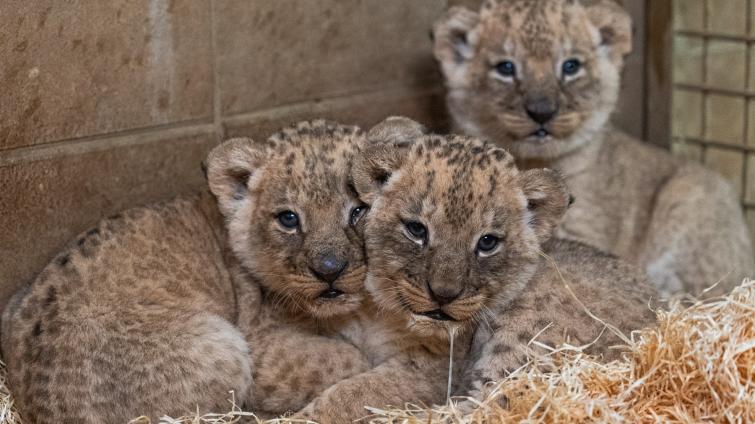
(207, 120, 369, 319)
(353, 117, 571, 338)
(433, 0, 631, 160)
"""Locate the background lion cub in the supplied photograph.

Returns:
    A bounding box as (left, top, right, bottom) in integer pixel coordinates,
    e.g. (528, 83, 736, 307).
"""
(294, 117, 656, 422)
(433, 0, 754, 297)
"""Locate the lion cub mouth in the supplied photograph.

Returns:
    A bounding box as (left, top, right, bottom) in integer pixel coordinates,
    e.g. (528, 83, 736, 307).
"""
(420, 309, 456, 321)
(527, 127, 551, 140)
(318, 288, 345, 299)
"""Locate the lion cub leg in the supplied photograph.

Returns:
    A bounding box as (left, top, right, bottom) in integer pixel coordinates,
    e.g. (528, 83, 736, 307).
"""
(3, 295, 252, 423)
(237, 314, 370, 415)
(293, 348, 454, 424)
(1, 201, 253, 423)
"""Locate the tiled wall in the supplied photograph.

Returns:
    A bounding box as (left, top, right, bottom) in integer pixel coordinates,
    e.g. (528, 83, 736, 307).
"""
(0, 0, 646, 311)
(672, 0, 755, 245)
(0, 0, 455, 310)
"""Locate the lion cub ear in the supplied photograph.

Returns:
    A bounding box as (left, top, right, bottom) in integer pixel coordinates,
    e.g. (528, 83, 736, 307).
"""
(584, 0, 633, 62)
(432, 6, 480, 87)
(206, 137, 265, 216)
(352, 117, 426, 204)
(520, 168, 571, 244)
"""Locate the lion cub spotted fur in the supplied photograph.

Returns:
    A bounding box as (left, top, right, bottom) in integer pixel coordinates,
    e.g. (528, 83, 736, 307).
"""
(1, 120, 372, 422)
(291, 118, 656, 423)
(207, 121, 374, 415)
(433, 0, 754, 297)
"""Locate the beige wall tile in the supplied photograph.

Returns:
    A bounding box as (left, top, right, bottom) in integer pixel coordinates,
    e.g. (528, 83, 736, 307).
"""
(707, 0, 748, 35)
(0, 127, 218, 310)
(0, 1, 214, 150)
(672, 89, 703, 139)
(746, 154, 755, 203)
(673, 36, 704, 85)
(705, 147, 745, 197)
(671, 140, 704, 162)
(214, 0, 445, 115)
(674, 0, 705, 31)
(706, 40, 747, 90)
(706, 94, 746, 146)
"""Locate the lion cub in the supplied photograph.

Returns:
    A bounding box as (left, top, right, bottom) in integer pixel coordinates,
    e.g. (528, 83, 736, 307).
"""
(292, 117, 656, 422)
(433, 0, 754, 296)
(207, 121, 374, 415)
(1, 121, 371, 422)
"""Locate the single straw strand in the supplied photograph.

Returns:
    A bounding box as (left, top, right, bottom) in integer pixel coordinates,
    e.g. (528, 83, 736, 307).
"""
(446, 324, 457, 402)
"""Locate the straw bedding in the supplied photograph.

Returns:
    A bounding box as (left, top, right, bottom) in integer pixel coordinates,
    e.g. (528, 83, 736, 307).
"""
(1, 279, 752, 424)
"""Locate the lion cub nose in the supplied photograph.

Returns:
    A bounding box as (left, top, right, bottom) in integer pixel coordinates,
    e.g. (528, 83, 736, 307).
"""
(311, 254, 348, 284)
(525, 97, 559, 125)
(428, 283, 462, 306)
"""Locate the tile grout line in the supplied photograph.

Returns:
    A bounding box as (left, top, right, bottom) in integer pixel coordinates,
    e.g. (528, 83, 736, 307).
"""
(0, 121, 217, 167)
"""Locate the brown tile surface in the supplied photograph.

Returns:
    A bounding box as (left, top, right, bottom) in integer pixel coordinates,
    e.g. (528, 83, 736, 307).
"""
(673, 35, 704, 85)
(706, 94, 746, 146)
(0, 126, 218, 310)
(706, 40, 747, 91)
(674, 0, 705, 31)
(214, 0, 445, 115)
(0, 1, 213, 150)
(223, 88, 449, 141)
(672, 89, 703, 139)
(704, 146, 745, 197)
(707, 0, 747, 36)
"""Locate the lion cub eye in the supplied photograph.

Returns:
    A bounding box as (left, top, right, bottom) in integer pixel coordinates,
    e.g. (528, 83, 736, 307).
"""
(277, 210, 300, 229)
(349, 205, 368, 226)
(495, 60, 517, 78)
(403, 221, 428, 245)
(561, 58, 582, 77)
(476, 234, 500, 256)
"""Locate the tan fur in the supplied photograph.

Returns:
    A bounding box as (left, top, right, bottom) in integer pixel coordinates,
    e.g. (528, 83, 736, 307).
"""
(1, 121, 372, 422)
(1, 195, 252, 423)
(207, 121, 374, 416)
(292, 117, 656, 422)
(433, 0, 754, 297)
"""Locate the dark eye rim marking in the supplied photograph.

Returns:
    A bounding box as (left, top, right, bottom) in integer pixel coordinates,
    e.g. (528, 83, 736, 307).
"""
(402, 220, 429, 244)
(276, 210, 300, 229)
(494, 60, 517, 78)
(561, 58, 582, 77)
(349, 204, 368, 226)
(476, 234, 501, 256)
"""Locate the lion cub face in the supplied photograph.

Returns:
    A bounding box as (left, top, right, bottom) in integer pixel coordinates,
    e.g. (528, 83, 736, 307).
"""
(207, 121, 368, 319)
(433, 0, 631, 160)
(353, 117, 570, 338)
